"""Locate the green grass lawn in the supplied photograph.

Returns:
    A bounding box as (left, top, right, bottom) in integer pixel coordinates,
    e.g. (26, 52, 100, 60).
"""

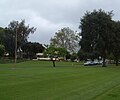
(0, 61, 120, 100)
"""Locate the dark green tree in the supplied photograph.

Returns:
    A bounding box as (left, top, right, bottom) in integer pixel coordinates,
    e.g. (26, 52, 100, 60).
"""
(0, 44, 5, 58)
(0, 27, 13, 57)
(111, 21, 120, 66)
(70, 53, 78, 62)
(79, 9, 114, 67)
(0, 27, 6, 44)
(5, 20, 36, 57)
(22, 42, 44, 59)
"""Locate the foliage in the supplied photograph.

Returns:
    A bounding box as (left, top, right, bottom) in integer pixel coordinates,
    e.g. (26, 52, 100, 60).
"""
(0, 27, 6, 45)
(110, 21, 120, 66)
(44, 45, 67, 58)
(22, 42, 45, 59)
(78, 49, 100, 61)
(77, 49, 87, 60)
(0, 44, 5, 58)
(79, 9, 114, 67)
(5, 19, 36, 57)
(0, 58, 28, 64)
(70, 53, 78, 61)
(50, 27, 79, 53)
(66, 51, 71, 60)
(0, 28, 8, 57)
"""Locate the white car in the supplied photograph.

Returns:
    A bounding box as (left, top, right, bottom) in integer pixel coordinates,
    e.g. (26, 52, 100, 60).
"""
(84, 59, 103, 66)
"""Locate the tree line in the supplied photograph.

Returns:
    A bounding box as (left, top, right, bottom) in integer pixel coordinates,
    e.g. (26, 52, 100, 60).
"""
(0, 20, 44, 59)
(0, 9, 120, 66)
(47, 9, 120, 66)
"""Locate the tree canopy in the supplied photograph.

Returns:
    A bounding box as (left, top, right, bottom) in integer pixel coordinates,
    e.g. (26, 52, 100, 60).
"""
(50, 27, 79, 53)
(79, 9, 114, 67)
(44, 45, 67, 59)
(5, 20, 36, 57)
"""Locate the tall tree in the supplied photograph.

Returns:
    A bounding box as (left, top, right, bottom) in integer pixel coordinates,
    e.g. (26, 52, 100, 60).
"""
(111, 21, 120, 66)
(50, 27, 79, 53)
(79, 9, 114, 67)
(5, 20, 36, 57)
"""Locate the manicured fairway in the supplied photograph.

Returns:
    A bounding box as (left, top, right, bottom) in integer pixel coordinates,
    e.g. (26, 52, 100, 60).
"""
(0, 61, 120, 100)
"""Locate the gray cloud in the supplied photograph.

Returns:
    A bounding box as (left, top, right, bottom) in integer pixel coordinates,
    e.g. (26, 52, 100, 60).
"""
(0, 0, 120, 44)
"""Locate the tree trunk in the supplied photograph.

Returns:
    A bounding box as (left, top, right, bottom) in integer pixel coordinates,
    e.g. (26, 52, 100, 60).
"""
(102, 57, 106, 67)
(115, 57, 119, 66)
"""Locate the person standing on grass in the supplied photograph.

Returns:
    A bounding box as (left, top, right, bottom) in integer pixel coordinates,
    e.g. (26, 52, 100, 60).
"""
(51, 57, 56, 67)
(52, 57, 56, 67)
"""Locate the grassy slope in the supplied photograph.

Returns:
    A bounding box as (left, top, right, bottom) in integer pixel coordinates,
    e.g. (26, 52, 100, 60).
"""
(0, 61, 120, 100)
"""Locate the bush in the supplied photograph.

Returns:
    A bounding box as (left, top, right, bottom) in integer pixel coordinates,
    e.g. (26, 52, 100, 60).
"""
(0, 44, 5, 58)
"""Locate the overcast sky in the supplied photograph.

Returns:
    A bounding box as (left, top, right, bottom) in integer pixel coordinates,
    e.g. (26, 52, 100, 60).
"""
(0, 0, 120, 44)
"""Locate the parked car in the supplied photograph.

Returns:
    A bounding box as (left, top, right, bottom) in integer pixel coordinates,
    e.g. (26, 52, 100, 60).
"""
(84, 60, 95, 66)
(84, 59, 103, 66)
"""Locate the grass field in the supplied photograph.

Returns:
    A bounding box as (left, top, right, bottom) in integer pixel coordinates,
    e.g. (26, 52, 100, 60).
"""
(0, 61, 120, 100)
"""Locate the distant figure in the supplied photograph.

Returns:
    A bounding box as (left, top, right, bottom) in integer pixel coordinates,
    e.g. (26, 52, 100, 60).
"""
(52, 57, 56, 67)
